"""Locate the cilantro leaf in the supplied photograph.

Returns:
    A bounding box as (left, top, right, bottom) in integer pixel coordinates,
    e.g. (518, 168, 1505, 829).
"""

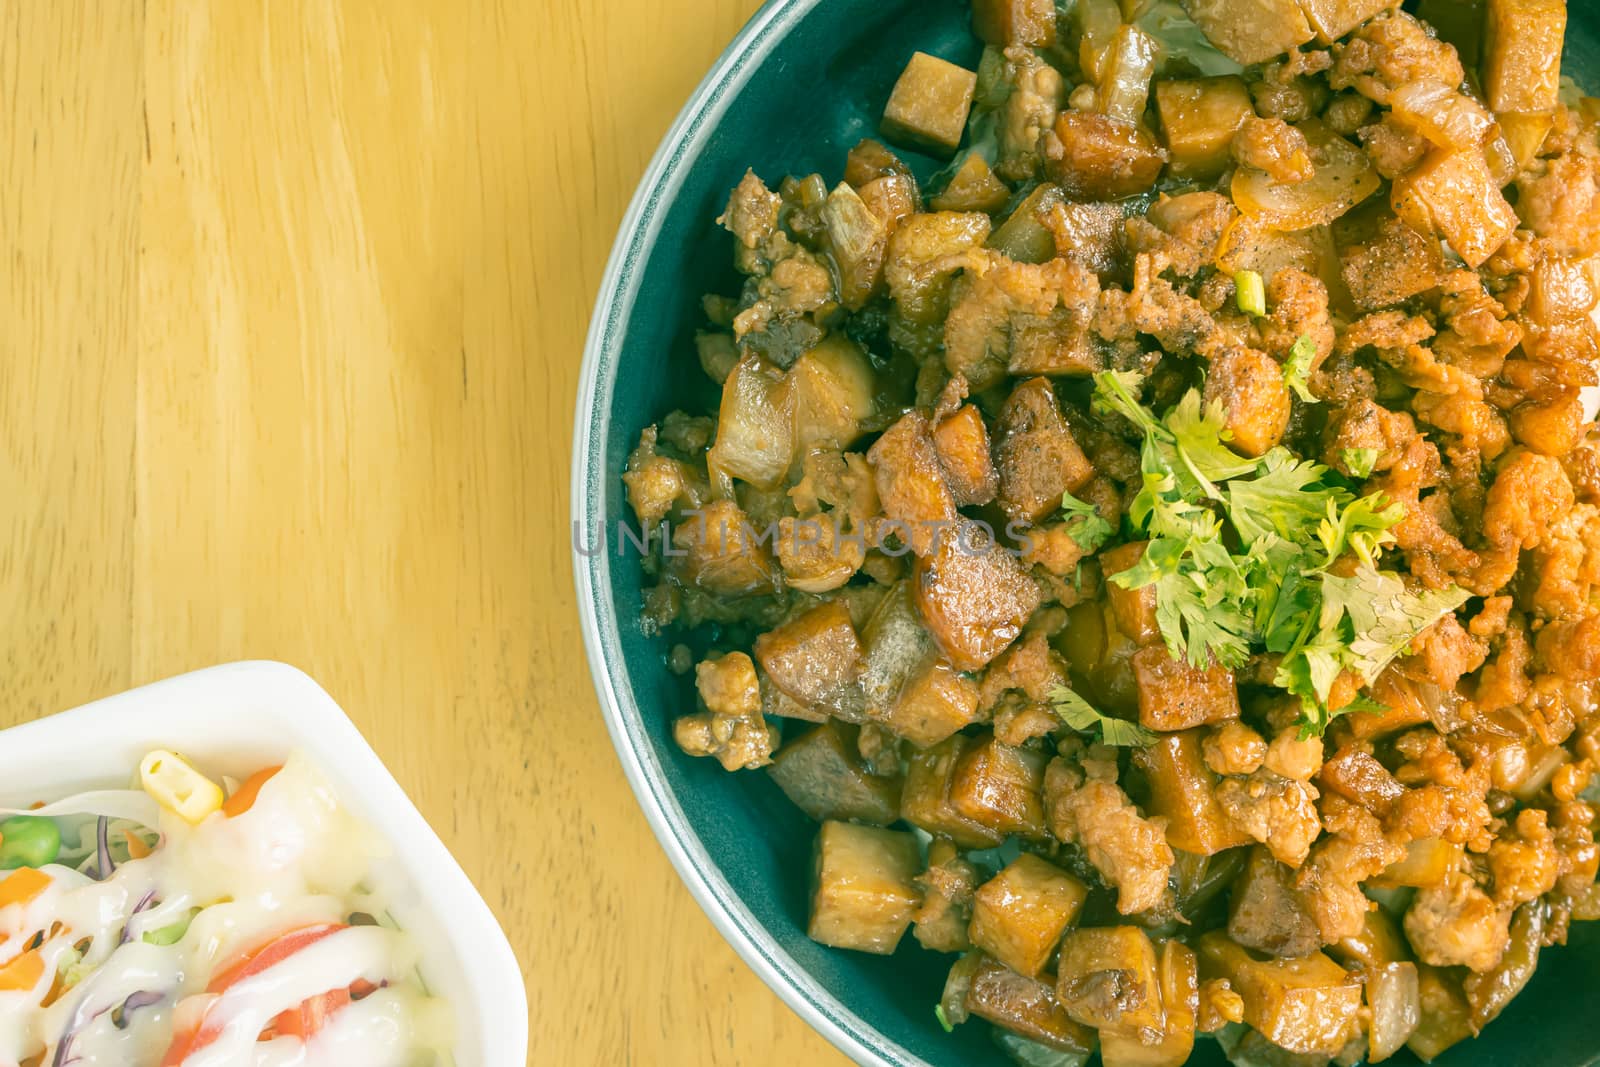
(1092, 370, 1164, 439)
(1318, 493, 1403, 567)
(1226, 449, 1340, 545)
(1284, 335, 1318, 403)
(1342, 447, 1379, 479)
(1060, 490, 1113, 553)
(1049, 686, 1156, 747)
(1167, 390, 1258, 491)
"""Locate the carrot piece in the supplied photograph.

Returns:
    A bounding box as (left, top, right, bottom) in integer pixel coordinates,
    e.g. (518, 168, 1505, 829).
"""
(221, 765, 284, 819)
(124, 830, 153, 860)
(0, 868, 51, 910)
(207, 924, 345, 995)
(0, 950, 44, 992)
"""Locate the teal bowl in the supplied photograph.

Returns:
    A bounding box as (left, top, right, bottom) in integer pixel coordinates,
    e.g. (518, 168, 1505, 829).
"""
(573, 3, 1600, 1064)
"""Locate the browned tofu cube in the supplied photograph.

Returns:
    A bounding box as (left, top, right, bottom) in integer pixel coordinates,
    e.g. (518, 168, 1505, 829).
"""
(768, 721, 902, 825)
(754, 600, 864, 714)
(1203, 347, 1291, 458)
(1155, 77, 1254, 180)
(881, 654, 980, 747)
(1335, 208, 1449, 312)
(1298, 0, 1396, 42)
(1131, 646, 1240, 732)
(1392, 150, 1519, 268)
(1008, 310, 1106, 379)
(1197, 933, 1364, 1055)
(902, 735, 1007, 848)
(1047, 112, 1167, 201)
(1097, 940, 1198, 1067)
(965, 955, 1097, 1054)
(1317, 745, 1404, 815)
(931, 153, 1011, 214)
(860, 581, 938, 718)
(1057, 926, 1165, 1034)
(914, 518, 1042, 671)
(994, 377, 1095, 527)
(670, 498, 779, 597)
(1134, 729, 1255, 855)
(950, 733, 1050, 838)
(882, 52, 978, 158)
(1483, 0, 1567, 116)
(972, 0, 1058, 47)
(971, 854, 1089, 977)
(1227, 846, 1322, 958)
(932, 404, 998, 507)
(866, 411, 958, 555)
(1180, 0, 1314, 65)
(809, 821, 923, 954)
(1101, 542, 1159, 645)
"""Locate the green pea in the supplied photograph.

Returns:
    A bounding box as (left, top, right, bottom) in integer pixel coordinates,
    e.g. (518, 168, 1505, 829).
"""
(0, 815, 61, 870)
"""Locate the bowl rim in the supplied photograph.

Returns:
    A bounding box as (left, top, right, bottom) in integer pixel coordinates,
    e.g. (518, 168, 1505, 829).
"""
(570, 1, 929, 1064)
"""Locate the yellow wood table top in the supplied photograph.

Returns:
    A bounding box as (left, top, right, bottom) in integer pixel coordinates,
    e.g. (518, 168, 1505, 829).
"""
(0, 2, 844, 1063)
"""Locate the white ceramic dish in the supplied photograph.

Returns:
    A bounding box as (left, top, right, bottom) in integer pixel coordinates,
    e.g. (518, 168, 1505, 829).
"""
(0, 660, 528, 1067)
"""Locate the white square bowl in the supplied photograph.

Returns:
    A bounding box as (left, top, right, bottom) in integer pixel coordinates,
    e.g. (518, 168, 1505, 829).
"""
(0, 660, 528, 1066)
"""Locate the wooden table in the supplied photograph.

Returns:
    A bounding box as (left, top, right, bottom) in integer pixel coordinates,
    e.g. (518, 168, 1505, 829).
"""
(0, 2, 845, 1063)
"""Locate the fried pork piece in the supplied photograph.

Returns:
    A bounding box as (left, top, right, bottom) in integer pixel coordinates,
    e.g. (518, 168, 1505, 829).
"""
(912, 837, 982, 952)
(1045, 750, 1175, 915)
(942, 253, 1105, 390)
(931, 404, 998, 506)
(674, 655, 781, 772)
(1203, 347, 1292, 457)
(1228, 845, 1322, 958)
(996, 48, 1067, 182)
(1131, 646, 1241, 732)
(754, 600, 864, 716)
(866, 411, 956, 555)
(1329, 10, 1464, 106)
(1404, 872, 1512, 973)
(1232, 116, 1314, 182)
(1215, 769, 1322, 868)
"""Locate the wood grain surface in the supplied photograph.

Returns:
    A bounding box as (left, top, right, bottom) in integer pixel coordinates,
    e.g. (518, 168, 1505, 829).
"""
(0, 2, 846, 1063)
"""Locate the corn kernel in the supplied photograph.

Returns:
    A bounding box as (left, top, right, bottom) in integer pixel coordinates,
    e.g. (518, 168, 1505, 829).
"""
(139, 750, 224, 825)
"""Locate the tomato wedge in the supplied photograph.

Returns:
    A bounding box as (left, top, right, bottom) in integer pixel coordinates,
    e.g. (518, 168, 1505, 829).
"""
(206, 923, 344, 995)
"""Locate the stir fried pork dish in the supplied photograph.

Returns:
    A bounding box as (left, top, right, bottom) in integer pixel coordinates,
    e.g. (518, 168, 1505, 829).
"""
(623, 0, 1600, 1062)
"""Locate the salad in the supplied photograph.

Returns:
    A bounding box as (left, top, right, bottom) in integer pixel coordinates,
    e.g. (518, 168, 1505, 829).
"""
(0, 751, 451, 1066)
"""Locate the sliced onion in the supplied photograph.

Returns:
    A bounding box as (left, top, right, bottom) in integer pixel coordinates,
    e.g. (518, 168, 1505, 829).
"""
(705, 353, 795, 493)
(1232, 121, 1380, 231)
(1098, 24, 1157, 126)
(1390, 81, 1495, 153)
(1366, 962, 1421, 1062)
(0, 790, 160, 829)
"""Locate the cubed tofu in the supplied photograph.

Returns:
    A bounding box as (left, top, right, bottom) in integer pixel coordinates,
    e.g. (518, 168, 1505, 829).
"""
(1047, 112, 1167, 200)
(1101, 541, 1159, 645)
(1205, 347, 1291, 457)
(950, 733, 1050, 838)
(972, 0, 1059, 47)
(1131, 646, 1240, 732)
(754, 600, 864, 714)
(971, 854, 1090, 977)
(932, 404, 999, 507)
(1298, 0, 1397, 43)
(994, 378, 1095, 527)
(931, 154, 1011, 214)
(1391, 150, 1519, 268)
(809, 821, 923, 954)
(1180, 0, 1314, 65)
(914, 517, 1042, 672)
(1134, 730, 1255, 855)
(987, 183, 1059, 265)
(1317, 745, 1405, 816)
(882, 654, 981, 747)
(787, 334, 876, 450)
(1197, 933, 1363, 1055)
(1227, 846, 1323, 958)
(867, 411, 958, 555)
(882, 52, 978, 158)
(768, 721, 903, 825)
(965, 955, 1097, 1054)
(1335, 208, 1448, 312)
(902, 735, 1007, 848)
(860, 581, 938, 718)
(1057, 927, 1165, 1034)
(1156, 77, 1254, 180)
(1483, 0, 1567, 116)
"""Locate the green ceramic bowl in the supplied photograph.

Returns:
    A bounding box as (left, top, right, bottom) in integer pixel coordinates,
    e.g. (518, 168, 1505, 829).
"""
(573, 3, 1600, 1064)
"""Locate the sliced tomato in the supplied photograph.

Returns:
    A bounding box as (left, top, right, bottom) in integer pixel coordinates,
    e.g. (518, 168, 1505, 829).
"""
(269, 986, 352, 1038)
(206, 923, 345, 995)
(160, 994, 224, 1066)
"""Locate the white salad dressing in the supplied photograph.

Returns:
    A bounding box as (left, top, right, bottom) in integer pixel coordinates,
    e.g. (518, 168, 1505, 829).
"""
(0, 752, 452, 1067)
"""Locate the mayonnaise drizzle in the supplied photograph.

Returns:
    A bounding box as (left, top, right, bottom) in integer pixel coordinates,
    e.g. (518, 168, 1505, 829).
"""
(0, 753, 452, 1067)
